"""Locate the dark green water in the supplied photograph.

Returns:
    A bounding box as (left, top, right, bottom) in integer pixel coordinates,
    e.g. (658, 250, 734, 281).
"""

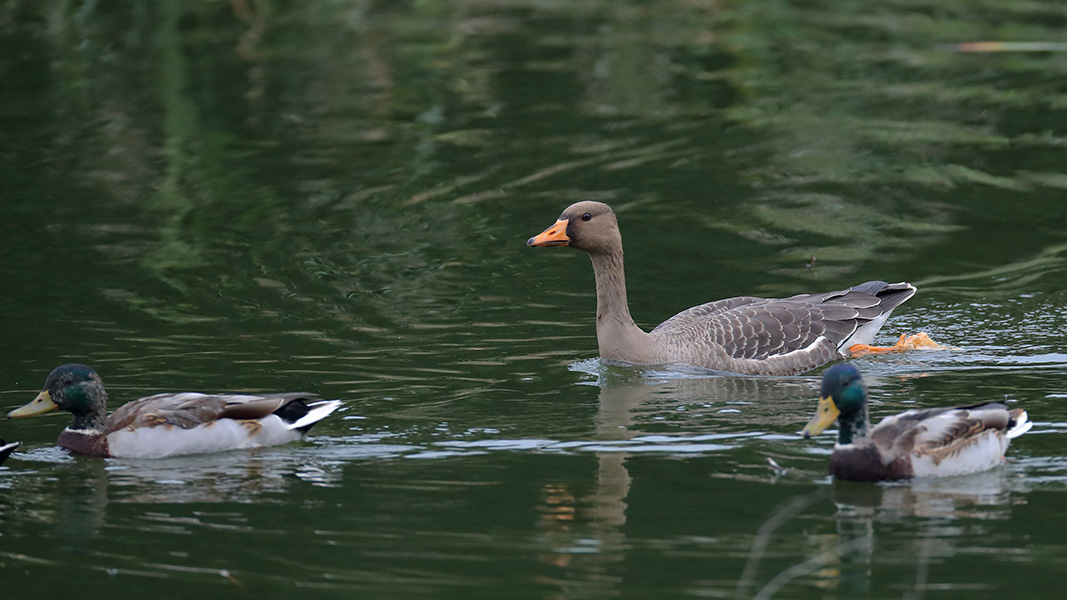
(2, 1, 1066, 598)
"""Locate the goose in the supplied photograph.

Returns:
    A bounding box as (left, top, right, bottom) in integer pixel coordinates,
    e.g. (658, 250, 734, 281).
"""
(802, 363, 1031, 480)
(8, 364, 341, 458)
(527, 201, 928, 375)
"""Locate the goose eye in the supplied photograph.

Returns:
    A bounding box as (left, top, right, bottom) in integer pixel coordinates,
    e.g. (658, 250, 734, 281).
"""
(581, 213, 592, 221)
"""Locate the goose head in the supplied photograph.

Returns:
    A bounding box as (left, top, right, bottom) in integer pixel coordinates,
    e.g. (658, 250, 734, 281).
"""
(527, 201, 623, 256)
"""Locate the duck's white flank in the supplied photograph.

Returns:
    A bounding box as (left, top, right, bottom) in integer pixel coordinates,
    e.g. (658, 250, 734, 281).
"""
(906, 408, 1031, 478)
(909, 430, 1012, 478)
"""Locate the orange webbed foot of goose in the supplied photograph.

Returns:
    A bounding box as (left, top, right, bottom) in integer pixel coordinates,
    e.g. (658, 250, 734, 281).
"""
(849, 332, 954, 358)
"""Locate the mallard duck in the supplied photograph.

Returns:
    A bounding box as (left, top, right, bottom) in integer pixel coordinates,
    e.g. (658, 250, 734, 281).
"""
(527, 201, 929, 375)
(8, 364, 341, 459)
(0, 437, 18, 466)
(802, 364, 1031, 481)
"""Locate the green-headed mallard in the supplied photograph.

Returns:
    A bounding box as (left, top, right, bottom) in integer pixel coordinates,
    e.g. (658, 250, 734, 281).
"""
(527, 201, 936, 375)
(802, 363, 1031, 481)
(8, 364, 341, 459)
(0, 437, 18, 466)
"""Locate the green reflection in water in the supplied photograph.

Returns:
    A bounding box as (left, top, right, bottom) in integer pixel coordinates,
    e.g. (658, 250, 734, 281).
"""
(2, 1, 1067, 599)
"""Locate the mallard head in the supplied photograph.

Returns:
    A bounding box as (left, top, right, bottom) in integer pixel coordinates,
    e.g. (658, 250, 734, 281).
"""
(10, 364, 110, 430)
(802, 363, 870, 444)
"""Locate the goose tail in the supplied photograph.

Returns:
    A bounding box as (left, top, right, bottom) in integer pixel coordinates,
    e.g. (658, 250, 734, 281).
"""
(852, 280, 917, 314)
(836, 281, 917, 351)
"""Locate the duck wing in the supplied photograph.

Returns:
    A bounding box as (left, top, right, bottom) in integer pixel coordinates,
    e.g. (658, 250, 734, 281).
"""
(107, 392, 321, 431)
(869, 403, 1030, 476)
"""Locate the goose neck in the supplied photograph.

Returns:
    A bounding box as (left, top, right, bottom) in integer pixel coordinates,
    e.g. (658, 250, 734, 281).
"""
(588, 251, 651, 361)
(590, 251, 633, 323)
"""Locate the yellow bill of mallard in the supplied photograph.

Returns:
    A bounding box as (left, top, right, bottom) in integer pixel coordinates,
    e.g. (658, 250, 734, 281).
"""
(9, 390, 58, 418)
(801, 395, 840, 438)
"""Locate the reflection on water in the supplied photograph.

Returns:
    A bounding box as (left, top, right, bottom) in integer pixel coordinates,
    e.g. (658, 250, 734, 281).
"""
(742, 470, 1021, 599)
(833, 472, 1016, 521)
(826, 472, 1021, 598)
(462, 368, 822, 598)
(3, 439, 398, 529)
(3, 0, 1067, 598)
(432, 363, 817, 459)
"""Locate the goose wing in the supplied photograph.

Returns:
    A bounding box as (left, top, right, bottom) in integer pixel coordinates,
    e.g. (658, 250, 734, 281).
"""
(651, 281, 916, 362)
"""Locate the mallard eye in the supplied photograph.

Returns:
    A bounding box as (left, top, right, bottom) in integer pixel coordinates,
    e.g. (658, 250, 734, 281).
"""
(63, 378, 74, 386)
(581, 213, 592, 221)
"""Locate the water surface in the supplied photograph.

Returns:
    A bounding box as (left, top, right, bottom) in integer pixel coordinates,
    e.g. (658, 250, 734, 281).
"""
(2, 1, 1066, 598)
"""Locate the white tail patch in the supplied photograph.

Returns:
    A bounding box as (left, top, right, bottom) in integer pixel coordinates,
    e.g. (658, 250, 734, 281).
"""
(290, 400, 342, 431)
(838, 311, 892, 350)
(1007, 410, 1032, 439)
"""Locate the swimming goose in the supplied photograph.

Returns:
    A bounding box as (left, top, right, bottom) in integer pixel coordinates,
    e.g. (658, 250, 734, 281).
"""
(527, 201, 923, 375)
(8, 364, 341, 458)
(802, 363, 1031, 480)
